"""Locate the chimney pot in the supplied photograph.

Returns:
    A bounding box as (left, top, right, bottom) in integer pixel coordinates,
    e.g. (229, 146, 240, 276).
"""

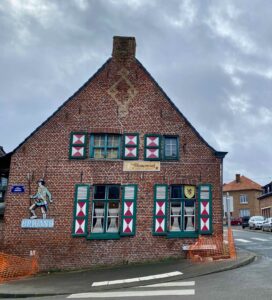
(236, 174, 240, 183)
(112, 36, 136, 60)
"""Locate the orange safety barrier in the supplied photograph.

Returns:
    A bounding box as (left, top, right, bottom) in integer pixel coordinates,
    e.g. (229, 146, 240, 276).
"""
(187, 228, 236, 262)
(0, 252, 39, 283)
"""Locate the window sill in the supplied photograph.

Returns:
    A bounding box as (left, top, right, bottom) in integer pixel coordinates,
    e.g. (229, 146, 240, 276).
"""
(87, 233, 120, 240)
(167, 231, 199, 239)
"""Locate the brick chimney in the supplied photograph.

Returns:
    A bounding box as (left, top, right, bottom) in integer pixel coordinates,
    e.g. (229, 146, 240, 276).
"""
(112, 36, 136, 60)
(236, 174, 240, 183)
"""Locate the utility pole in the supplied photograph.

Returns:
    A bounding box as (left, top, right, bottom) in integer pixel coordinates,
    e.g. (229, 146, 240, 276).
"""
(226, 192, 231, 228)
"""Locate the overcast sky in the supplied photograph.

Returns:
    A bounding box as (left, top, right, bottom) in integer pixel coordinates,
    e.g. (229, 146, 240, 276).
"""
(0, 0, 272, 185)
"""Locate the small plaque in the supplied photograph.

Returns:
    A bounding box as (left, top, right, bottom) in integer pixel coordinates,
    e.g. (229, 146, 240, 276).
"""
(123, 161, 160, 172)
(11, 185, 25, 193)
(21, 219, 54, 228)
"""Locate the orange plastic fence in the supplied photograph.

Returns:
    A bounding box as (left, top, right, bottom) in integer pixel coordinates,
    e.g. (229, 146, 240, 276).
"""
(0, 252, 38, 283)
(187, 228, 236, 262)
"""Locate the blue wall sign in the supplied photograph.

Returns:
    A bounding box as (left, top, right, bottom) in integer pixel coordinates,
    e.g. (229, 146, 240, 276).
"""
(11, 185, 25, 193)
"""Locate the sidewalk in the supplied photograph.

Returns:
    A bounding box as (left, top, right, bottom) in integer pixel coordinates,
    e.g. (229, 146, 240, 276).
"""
(0, 248, 255, 298)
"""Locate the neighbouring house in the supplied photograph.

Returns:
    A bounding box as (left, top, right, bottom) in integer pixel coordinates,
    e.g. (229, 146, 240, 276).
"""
(3, 36, 227, 271)
(258, 182, 272, 218)
(223, 174, 262, 219)
(0, 146, 11, 246)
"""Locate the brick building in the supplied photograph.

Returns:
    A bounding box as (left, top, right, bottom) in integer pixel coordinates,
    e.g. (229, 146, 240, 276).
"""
(223, 174, 262, 218)
(3, 36, 226, 271)
(258, 182, 272, 218)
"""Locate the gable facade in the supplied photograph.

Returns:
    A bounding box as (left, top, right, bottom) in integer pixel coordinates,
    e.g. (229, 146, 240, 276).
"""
(3, 37, 226, 271)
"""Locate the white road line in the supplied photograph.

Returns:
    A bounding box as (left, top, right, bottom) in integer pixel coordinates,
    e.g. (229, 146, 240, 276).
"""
(67, 289, 195, 298)
(235, 238, 251, 243)
(138, 281, 195, 288)
(91, 271, 183, 286)
(251, 237, 270, 242)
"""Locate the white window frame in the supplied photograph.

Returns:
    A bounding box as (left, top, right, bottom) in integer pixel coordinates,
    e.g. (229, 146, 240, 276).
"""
(240, 194, 248, 204)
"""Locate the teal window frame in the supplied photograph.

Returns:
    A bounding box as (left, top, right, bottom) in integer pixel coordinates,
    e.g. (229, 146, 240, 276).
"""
(88, 185, 121, 240)
(90, 134, 121, 159)
(163, 136, 179, 161)
(167, 185, 197, 238)
(122, 133, 139, 160)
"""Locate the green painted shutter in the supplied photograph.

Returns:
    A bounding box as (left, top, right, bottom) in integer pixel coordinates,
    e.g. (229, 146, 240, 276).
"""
(72, 184, 90, 237)
(153, 184, 168, 235)
(69, 132, 87, 159)
(120, 185, 137, 236)
(123, 133, 139, 160)
(198, 184, 212, 234)
(144, 134, 161, 160)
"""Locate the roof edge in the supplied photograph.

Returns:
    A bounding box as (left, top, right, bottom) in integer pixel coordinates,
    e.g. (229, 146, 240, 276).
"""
(135, 58, 225, 157)
(11, 58, 112, 154)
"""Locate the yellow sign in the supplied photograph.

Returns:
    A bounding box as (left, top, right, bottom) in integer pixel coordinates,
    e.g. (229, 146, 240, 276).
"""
(184, 186, 195, 199)
(123, 161, 160, 172)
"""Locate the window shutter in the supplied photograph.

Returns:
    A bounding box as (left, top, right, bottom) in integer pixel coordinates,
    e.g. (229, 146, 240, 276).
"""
(120, 185, 137, 236)
(72, 184, 90, 237)
(123, 133, 139, 160)
(144, 134, 161, 160)
(153, 184, 168, 235)
(198, 184, 212, 234)
(69, 132, 87, 159)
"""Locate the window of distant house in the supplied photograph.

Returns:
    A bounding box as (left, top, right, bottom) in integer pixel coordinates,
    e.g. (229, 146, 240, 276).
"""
(240, 194, 248, 204)
(169, 185, 196, 233)
(91, 185, 120, 236)
(239, 209, 250, 217)
(90, 134, 121, 159)
(163, 136, 178, 160)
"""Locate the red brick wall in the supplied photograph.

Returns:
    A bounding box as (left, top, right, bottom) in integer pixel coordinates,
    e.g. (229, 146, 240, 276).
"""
(3, 55, 223, 271)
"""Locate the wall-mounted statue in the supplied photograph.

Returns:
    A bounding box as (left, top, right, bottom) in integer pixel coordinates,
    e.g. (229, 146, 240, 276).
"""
(29, 179, 53, 219)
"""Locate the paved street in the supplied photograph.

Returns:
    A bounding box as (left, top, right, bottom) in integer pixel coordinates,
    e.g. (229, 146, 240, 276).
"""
(3, 227, 272, 300)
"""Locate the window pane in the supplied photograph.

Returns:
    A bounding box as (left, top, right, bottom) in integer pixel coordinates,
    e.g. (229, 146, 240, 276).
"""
(107, 148, 118, 159)
(94, 186, 106, 199)
(108, 135, 119, 147)
(165, 137, 177, 158)
(94, 135, 105, 147)
(106, 202, 119, 233)
(169, 202, 182, 231)
(108, 186, 120, 199)
(171, 186, 182, 199)
(94, 148, 104, 158)
(92, 202, 105, 233)
(184, 201, 195, 231)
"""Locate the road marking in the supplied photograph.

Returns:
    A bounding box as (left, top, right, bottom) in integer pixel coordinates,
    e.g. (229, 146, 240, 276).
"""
(235, 238, 251, 243)
(251, 237, 270, 242)
(91, 271, 183, 286)
(67, 289, 195, 298)
(138, 281, 195, 287)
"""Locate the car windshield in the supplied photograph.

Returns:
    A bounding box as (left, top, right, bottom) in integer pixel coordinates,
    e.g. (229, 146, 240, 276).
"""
(255, 216, 264, 221)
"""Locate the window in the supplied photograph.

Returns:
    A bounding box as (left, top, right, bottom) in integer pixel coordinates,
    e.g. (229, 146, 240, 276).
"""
(240, 195, 248, 204)
(163, 136, 178, 160)
(90, 134, 121, 159)
(169, 185, 196, 233)
(91, 185, 121, 236)
(239, 209, 250, 217)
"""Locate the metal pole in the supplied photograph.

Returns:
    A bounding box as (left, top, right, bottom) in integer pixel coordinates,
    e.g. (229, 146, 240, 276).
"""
(226, 192, 231, 228)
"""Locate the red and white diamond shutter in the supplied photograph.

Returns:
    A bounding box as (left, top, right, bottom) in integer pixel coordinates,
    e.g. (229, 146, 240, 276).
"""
(69, 132, 87, 159)
(198, 184, 212, 234)
(145, 135, 161, 160)
(123, 133, 139, 160)
(72, 184, 90, 237)
(153, 184, 168, 235)
(120, 185, 137, 236)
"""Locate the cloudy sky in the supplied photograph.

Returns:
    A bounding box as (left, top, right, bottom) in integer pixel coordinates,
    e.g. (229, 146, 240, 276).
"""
(0, 0, 272, 185)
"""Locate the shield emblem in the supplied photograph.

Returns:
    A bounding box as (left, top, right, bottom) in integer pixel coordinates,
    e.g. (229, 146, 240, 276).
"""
(184, 186, 195, 199)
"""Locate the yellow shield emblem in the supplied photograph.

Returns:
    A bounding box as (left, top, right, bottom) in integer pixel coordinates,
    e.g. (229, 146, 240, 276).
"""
(184, 186, 195, 199)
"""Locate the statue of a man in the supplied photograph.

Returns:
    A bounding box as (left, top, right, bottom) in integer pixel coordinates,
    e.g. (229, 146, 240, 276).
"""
(29, 179, 52, 219)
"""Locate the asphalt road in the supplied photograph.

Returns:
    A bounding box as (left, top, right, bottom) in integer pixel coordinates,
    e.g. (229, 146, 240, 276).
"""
(14, 227, 272, 300)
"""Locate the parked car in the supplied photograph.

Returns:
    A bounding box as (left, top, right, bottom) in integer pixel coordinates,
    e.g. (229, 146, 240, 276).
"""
(242, 216, 250, 229)
(262, 218, 272, 232)
(230, 217, 242, 226)
(249, 216, 266, 230)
